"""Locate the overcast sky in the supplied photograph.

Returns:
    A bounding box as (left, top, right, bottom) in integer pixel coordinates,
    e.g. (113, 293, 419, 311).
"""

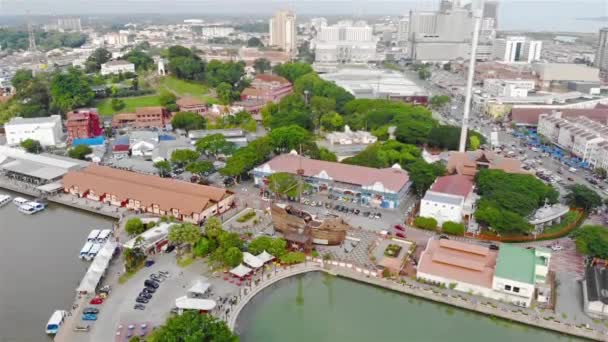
(0, 0, 606, 31)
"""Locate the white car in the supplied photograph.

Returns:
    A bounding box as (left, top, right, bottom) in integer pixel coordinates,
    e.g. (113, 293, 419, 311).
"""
(551, 245, 563, 252)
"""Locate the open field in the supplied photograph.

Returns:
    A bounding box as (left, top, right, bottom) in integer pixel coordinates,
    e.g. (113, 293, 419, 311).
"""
(95, 95, 162, 116)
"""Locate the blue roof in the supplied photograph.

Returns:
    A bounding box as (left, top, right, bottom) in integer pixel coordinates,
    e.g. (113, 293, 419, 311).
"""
(72, 136, 105, 146)
(159, 134, 177, 141)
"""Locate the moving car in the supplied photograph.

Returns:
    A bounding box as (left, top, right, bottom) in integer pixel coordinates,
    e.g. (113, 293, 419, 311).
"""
(394, 225, 405, 231)
(82, 307, 99, 314)
(395, 232, 406, 238)
(81, 314, 97, 321)
(89, 297, 103, 305)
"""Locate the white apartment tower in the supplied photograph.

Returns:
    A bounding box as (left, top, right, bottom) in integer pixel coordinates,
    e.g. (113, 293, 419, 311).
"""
(269, 10, 297, 55)
(493, 36, 542, 63)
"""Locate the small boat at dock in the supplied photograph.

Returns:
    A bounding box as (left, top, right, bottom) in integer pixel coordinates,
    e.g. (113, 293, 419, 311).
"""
(0, 194, 11, 207)
(13, 197, 28, 206)
(45, 310, 66, 335)
(18, 201, 46, 215)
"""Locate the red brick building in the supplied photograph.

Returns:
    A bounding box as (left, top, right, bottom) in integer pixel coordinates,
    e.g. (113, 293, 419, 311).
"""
(134, 107, 170, 129)
(66, 109, 103, 143)
(241, 74, 293, 103)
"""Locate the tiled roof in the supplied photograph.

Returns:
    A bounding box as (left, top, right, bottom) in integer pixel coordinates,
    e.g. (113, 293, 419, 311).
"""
(176, 96, 205, 107)
(430, 175, 474, 198)
(254, 74, 290, 84)
(417, 239, 498, 288)
(135, 107, 166, 116)
(494, 244, 536, 284)
(260, 154, 409, 193)
(511, 108, 608, 125)
(63, 165, 229, 215)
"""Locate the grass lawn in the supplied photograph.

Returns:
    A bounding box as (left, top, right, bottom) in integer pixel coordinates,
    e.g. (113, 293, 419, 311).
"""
(159, 76, 209, 96)
(177, 254, 195, 268)
(96, 95, 162, 116)
(118, 264, 144, 284)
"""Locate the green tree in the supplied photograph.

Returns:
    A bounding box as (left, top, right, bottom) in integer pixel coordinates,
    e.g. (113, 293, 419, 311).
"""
(193, 237, 214, 257)
(195, 134, 236, 158)
(205, 60, 246, 88)
(20, 139, 42, 153)
(408, 160, 445, 197)
(147, 311, 238, 342)
(418, 67, 431, 80)
(469, 135, 481, 150)
(186, 160, 214, 177)
(216, 82, 233, 105)
(122, 49, 154, 71)
(85, 48, 112, 73)
(269, 125, 313, 152)
(253, 58, 271, 74)
(123, 246, 146, 272)
(12, 73, 51, 117)
(50, 68, 94, 111)
(267, 172, 302, 198)
(318, 147, 337, 162)
(111, 98, 125, 111)
(310, 96, 336, 130)
(224, 246, 243, 267)
(565, 184, 602, 211)
(248, 236, 274, 255)
(442, 221, 465, 236)
(573, 225, 608, 258)
(204, 217, 224, 240)
(154, 160, 172, 177)
(168, 223, 201, 248)
(159, 90, 177, 107)
(11, 69, 34, 92)
(125, 217, 146, 236)
(170, 149, 199, 167)
(279, 251, 306, 264)
(320, 112, 345, 131)
(429, 95, 450, 109)
(68, 145, 92, 160)
(414, 217, 438, 231)
(273, 62, 313, 82)
(171, 111, 206, 132)
(247, 37, 264, 47)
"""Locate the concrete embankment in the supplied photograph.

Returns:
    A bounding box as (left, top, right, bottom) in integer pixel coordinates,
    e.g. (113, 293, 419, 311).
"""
(229, 262, 607, 341)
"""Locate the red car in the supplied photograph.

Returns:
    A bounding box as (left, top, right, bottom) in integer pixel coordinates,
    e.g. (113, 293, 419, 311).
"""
(395, 232, 406, 238)
(89, 297, 103, 305)
(394, 224, 405, 231)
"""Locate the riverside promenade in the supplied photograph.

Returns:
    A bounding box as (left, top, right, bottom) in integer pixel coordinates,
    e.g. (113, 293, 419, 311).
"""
(0, 177, 125, 219)
(228, 260, 607, 342)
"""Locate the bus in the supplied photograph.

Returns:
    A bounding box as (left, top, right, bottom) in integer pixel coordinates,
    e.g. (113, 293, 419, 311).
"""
(79, 242, 94, 259)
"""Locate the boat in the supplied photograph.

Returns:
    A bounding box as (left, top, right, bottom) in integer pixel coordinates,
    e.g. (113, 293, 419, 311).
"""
(96, 229, 112, 243)
(18, 201, 46, 215)
(87, 230, 101, 242)
(45, 310, 67, 335)
(13, 197, 28, 206)
(85, 243, 103, 261)
(0, 194, 11, 207)
(79, 242, 94, 259)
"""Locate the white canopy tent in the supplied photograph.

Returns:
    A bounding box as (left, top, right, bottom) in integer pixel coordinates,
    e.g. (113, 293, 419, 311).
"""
(76, 241, 117, 294)
(187, 280, 211, 298)
(175, 296, 216, 311)
(257, 250, 275, 264)
(242, 252, 263, 269)
(229, 264, 252, 278)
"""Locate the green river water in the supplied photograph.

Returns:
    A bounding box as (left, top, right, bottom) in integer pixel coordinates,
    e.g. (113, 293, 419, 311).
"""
(236, 272, 587, 342)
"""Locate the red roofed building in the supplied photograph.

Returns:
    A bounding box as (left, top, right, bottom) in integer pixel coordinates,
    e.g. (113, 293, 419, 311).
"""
(135, 107, 170, 129)
(252, 153, 410, 209)
(66, 109, 103, 143)
(241, 74, 293, 103)
(419, 175, 476, 225)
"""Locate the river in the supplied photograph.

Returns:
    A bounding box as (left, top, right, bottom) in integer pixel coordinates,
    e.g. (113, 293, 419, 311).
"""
(236, 272, 586, 342)
(0, 190, 115, 342)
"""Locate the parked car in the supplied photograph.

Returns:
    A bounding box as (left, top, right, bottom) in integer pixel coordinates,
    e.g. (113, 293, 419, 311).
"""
(143, 286, 156, 294)
(394, 224, 405, 231)
(82, 313, 97, 321)
(134, 304, 146, 310)
(73, 325, 90, 332)
(82, 307, 99, 314)
(89, 297, 103, 305)
(144, 280, 159, 289)
(438, 235, 450, 240)
(136, 297, 149, 304)
(489, 244, 499, 251)
(395, 232, 406, 238)
(139, 291, 153, 299)
(551, 245, 563, 252)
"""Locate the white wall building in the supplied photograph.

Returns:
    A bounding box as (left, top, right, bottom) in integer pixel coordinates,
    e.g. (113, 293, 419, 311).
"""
(326, 126, 377, 145)
(314, 21, 378, 64)
(5, 115, 64, 147)
(100, 60, 136, 75)
(492, 36, 542, 63)
(104, 32, 129, 47)
(269, 10, 297, 55)
(419, 175, 475, 225)
(201, 26, 235, 38)
(482, 79, 535, 98)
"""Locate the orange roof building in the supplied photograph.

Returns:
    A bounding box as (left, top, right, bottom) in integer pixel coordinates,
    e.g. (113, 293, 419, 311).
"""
(63, 165, 234, 224)
(240, 74, 293, 103)
(446, 150, 528, 177)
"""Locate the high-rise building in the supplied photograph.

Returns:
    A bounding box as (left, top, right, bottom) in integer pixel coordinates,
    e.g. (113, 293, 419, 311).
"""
(310, 17, 328, 32)
(396, 16, 409, 44)
(269, 10, 297, 56)
(596, 28, 608, 84)
(492, 36, 542, 63)
(57, 17, 82, 32)
(313, 20, 378, 64)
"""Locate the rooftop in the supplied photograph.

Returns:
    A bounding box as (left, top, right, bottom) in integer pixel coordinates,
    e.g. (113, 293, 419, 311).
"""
(417, 239, 498, 288)
(429, 175, 474, 198)
(5, 115, 61, 126)
(511, 107, 608, 126)
(585, 265, 608, 305)
(494, 244, 536, 285)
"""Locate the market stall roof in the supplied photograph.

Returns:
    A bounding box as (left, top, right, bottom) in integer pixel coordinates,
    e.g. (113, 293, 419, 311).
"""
(187, 280, 211, 296)
(76, 242, 117, 294)
(175, 296, 216, 311)
(230, 264, 252, 278)
(36, 182, 64, 192)
(257, 250, 275, 264)
(243, 252, 264, 269)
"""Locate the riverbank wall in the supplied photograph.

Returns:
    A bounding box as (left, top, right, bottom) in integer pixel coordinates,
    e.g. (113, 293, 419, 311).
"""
(228, 261, 607, 342)
(0, 178, 123, 219)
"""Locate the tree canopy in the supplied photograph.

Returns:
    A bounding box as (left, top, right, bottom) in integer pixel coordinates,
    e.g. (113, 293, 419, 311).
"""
(267, 172, 303, 198)
(20, 139, 42, 154)
(122, 49, 154, 71)
(147, 311, 238, 342)
(171, 112, 206, 132)
(253, 58, 271, 74)
(50, 67, 94, 111)
(168, 223, 201, 247)
(195, 134, 236, 158)
(125, 217, 146, 236)
(68, 145, 92, 160)
(565, 184, 602, 212)
(85, 48, 112, 73)
(170, 149, 199, 167)
(272, 62, 313, 83)
(573, 225, 608, 258)
(427, 125, 486, 150)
